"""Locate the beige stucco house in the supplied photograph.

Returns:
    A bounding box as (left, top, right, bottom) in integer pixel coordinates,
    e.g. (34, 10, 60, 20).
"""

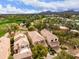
(75, 53, 79, 59)
(27, 31, 47, 47)
(14, 32, 32, 59)
(40, 29, 59, 50)
(0, 33, 10, 59)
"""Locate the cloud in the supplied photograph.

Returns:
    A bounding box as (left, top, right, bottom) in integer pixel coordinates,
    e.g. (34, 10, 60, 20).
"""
(0, 0, 79, 14)
(0, 4, 40, 14)
(19, 0, 79, 12)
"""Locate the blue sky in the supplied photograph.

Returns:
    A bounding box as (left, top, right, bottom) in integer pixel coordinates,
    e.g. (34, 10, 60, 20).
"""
(0, 0, 79, 14)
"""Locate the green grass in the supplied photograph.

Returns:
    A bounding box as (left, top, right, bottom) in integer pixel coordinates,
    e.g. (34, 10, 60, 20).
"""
(0, 24, 8, 37)
(0, 19, 23, 37)
(0, 19, 23, 25)
(8, 54, 13, 59)
(0, 30, 6, 37)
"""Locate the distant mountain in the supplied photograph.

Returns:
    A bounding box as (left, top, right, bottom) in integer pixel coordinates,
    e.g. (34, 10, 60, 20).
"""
(39, 10, 79, 15)
(39, 11, 53, 15)
(0, 10, 79, 17)
(62, 10, 79, 14)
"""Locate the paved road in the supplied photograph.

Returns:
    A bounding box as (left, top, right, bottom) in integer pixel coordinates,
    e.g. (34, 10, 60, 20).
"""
(0, 33, 10, 59)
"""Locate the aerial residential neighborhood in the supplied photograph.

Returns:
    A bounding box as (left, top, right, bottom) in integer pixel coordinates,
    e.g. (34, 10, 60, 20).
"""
(0, 0, 79, 59)
(0, 14, 79, 59)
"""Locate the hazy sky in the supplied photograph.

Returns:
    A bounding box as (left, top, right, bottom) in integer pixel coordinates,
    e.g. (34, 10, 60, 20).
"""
(0, 0, 79, 14)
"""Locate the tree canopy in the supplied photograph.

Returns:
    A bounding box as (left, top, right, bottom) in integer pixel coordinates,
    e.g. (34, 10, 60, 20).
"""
(54, 50, 75, 59)
(32, 44, 48, 59)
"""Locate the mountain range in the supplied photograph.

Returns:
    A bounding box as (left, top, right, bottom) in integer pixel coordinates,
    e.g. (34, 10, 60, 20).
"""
(39, 10, 79, 15)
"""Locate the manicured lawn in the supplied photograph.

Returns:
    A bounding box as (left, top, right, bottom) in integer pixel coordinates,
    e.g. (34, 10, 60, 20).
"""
(0, 19, 23, 37)
(0, 24, 7, 37)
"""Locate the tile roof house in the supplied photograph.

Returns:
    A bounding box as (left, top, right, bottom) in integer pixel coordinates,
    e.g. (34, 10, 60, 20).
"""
(14, 32, 32, 59)
(59, 26, 69, 30)
(0, 33, 10, 59)
(27, 31, 47, 47)
(70, 29, 79, 33)
(40, 29, 59, 50)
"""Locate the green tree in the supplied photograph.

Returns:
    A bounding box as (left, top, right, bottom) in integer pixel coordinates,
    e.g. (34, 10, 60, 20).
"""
(28, 25, 36, 31)
(54, 50, 75, 59)
(7, 24, 18, 55)
(8, 54, 13, 59)
(32, 44, 48, 59)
